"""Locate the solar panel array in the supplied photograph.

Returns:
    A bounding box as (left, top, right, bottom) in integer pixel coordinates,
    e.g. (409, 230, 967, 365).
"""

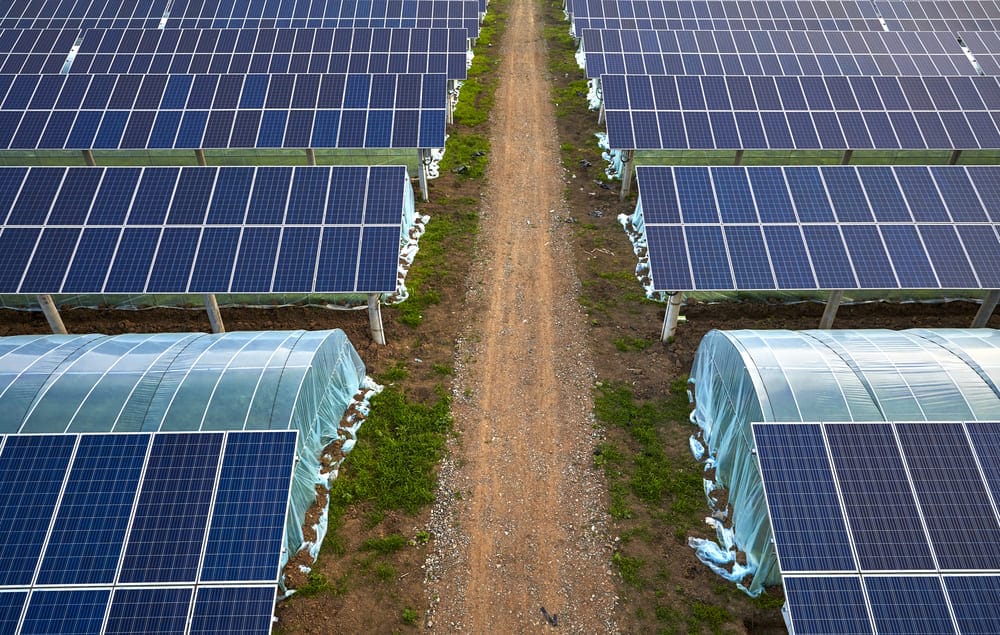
(164, 0, 483, 35)
(0, 0, 482, 35)
(569, 0, 885, 33)
(877, 0, 1000, 31)
(0, 165, 407, 294)
(753, 421, 1000, 634)
(0, 71, 447, 150)
(603, 73, 1000, 150)
(0, 0, 168, 29)
(0, 28, 77, 73)
(0, 430, 296, 635)
(66, 27, 469, 78)
(582, 28, 983, 77)
(636, 165, 1000, 291)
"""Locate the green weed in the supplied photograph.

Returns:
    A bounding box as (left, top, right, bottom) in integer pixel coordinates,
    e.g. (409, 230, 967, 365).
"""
(361, 534, 408, 555)
(614, 336, 653, 352)
(401, 607, 419, 626)
(613, 552, 645, 588)
(690, 602, 732, 634)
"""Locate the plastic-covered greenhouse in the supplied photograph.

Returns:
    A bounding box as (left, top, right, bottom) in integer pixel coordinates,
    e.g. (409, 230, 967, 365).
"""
(686, 328, 1000, 596)
(0, 329, 370, 579)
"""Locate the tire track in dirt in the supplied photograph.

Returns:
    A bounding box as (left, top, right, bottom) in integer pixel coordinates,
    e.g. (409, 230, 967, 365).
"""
(423, 0, 619, 631)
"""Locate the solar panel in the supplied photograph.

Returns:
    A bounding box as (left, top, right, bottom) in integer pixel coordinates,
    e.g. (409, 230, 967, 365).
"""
(635, 165, 1000, 292)
(0, 430, 295, 635)
(0, 165, 408, 295)
(602, 73, 1000, 150)
(754, 421, 1000, 635)
(0, 28, 78, 74)
(569, 0, 884, 33)
(877, 0, 1000, 31)
(68, 27, 469, 79)
(582, 29, 980, 77)
(164, 0, 482, 38)
(0, 0, 167, 29)
(0, 72, 447, 150)
(959, 31, 1000, 75)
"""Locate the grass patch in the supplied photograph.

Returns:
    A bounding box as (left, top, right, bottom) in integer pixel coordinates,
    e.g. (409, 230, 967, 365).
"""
(401, 607, 419, 626)
(376, 362, 409, 383)
(326, 387, 451, 532)
(295, 570, 347, 598)
(613, 336, 653, 352)
(396, 197, 477, 327)
(439, 134, 491, 179)
(361, 534, 408, 555)
(613, 552, 645, 588)
(690, 602, 732, 634)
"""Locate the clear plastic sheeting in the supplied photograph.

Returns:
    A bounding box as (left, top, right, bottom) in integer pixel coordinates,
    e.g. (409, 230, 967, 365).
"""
(0, 329, 370, 585)
(687, 328, 1000, 596)
(596, 132, 623, 180)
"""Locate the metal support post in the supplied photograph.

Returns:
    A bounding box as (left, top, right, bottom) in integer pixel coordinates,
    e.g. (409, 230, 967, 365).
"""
(447, 80, 455, 125)
(203, 294, 225, 334)
(972, 290, 1000, 328)
(418, 149, 430, 202)
(194, 149, 207, 166)
(841, 149, 853, 165)
(619, 150, 634, 201)
(733, 150, 744, 165)
(949, 150, 962, 165)
(598, 101, 605, 125)
(368, 294, 386, 345)
(660, 292, 684, 342)
(82, 150, 96, 166)
(819, 290, 845, 329)
(305, 148, 316, 165)
(37, 295, 67, 335)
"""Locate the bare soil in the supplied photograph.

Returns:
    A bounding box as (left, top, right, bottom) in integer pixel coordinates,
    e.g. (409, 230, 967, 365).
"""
(421, 0, 619, 630)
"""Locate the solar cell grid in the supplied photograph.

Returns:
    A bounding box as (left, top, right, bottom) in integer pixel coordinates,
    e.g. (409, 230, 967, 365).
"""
(571, 0, 884, 32)
(0, 0, 169, 29)
(0, 430, 296, 634)
(603, 74, 1000, 150)
(0, 72, 447, 150)
(877, 0, 1000, 32)
(164, 0, 482, 37)
(582, 28, 980, 78)
(0, 165, 407, 295)
(756, 422, 1000, 635)
(70, 27, 469, 79)
(636, 165, 1000, 292)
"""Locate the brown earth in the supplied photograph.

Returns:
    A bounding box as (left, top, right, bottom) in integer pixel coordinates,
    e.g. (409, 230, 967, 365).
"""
(420, 0, 619, 630)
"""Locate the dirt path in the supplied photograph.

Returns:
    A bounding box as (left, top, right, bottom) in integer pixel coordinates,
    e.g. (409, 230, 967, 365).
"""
(423, 0, 619, 632)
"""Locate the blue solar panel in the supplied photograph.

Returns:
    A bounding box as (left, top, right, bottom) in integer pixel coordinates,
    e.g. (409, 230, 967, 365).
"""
(0, 430, 295, 634)
(0, 0, 168, 29)
(581, 28, 979, 78)
(783, 576, 873, 634)
(0, 28, 78, 74)
(201, 431, 297, 582)
(634, 166, 1000, 292)
(36, 434, 149, 585)
(896, 423, 1000, 570)
(20, 589, 111, 635)
(824, 424, 934, 571)
(752, 423, 855, 572)
(877, 0, 1000, 32)
(0, 72, 447, 150)
(163, 0, 482, 37)
(119, 432, 224, 584)
(865, 576, 955, 634)
(0, 435, 76, 586)
(570, 0, 883, 33)
(944, 575, 1000, 634)
(105, 588, 193, 635)
(70, 27, 470, 79)
(602, 74, 1000, 150)
(0, 592, 27, 633)
(190, 586, 276, 635)
(0, 166, 408, 295)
